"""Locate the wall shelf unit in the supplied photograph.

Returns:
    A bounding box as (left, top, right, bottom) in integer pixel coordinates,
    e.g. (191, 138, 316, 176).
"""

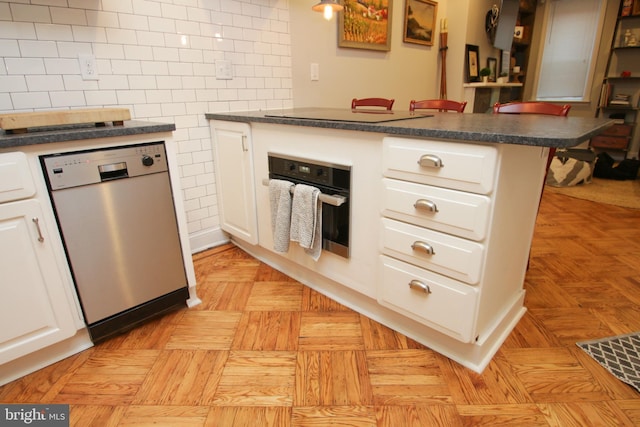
(594, 9, 640, 159)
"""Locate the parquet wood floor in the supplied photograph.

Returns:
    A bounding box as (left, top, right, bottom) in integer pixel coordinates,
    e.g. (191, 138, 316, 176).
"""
(1, 191, 640, 426)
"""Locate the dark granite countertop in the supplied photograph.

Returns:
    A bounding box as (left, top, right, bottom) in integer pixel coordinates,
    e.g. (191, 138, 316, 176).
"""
(205, 108, 613, 148)
(0, 120, 176, 149)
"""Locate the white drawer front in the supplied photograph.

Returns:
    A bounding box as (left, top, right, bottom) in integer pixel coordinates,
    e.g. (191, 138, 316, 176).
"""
(379, 255, 478, 343)
(0, 152, 36, 203)
(381, 218, 484, 285)
(383, 137, 497, 194)
(382, 178, 491, 241)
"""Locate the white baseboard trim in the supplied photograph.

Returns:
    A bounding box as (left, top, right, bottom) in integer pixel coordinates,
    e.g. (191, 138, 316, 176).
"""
(188, 227, 229, 254)
(0, 329, 93, 387)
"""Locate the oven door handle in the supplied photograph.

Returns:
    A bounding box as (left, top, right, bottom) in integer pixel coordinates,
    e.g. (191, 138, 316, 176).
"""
(262, 178, 347, 207)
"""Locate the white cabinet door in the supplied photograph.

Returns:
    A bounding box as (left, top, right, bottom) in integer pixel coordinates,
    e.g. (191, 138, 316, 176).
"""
(0, 199, 76, 364)
(211, 121, 258, 245)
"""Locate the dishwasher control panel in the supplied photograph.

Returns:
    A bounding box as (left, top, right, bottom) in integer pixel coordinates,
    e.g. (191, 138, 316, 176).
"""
(41, 141, 168, 190)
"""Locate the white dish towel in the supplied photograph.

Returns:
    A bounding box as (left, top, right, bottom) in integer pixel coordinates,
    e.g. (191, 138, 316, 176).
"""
(269, 179, 294, 253)
(290, 183, 322, 261)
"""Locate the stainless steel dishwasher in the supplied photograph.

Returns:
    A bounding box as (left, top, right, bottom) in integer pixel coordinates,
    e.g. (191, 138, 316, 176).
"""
(41, 141, 188, 343)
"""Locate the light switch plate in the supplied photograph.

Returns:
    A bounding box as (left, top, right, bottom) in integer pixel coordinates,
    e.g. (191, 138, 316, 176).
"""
(310, 63, 319, 81)
(216, 60, 233, 80)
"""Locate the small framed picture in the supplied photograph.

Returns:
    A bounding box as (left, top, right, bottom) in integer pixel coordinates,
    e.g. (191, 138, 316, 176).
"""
(403, 0, 438, 46)
(500, 50, 510, 76)
(487, 57, 497, 82)
(465, 44, 480, 82)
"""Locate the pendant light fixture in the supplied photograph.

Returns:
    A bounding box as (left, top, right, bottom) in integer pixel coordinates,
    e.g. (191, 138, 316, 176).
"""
(312, 0, 343, 21)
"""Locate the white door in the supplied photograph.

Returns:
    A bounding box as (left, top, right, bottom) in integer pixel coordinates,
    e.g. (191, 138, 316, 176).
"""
(0, 199, 76, 364)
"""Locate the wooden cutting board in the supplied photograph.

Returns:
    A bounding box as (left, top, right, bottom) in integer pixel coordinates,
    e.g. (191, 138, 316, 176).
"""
(0, 108, 131, 133)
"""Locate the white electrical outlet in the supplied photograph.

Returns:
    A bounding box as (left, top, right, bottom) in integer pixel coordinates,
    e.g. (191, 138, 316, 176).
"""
(78, 54, 98, 80)
(310, 63, 319, 81)
(215, 60, 233, 80)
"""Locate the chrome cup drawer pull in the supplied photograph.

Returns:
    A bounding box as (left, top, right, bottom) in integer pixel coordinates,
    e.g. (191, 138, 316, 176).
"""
(409, 280, 431, 294)
(411, 241, 435, 255)
(417, 154, 443, 168)
(414, 199, 438, 212)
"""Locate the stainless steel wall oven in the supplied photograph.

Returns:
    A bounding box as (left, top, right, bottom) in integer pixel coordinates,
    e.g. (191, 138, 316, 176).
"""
(268, 153, 351, 258)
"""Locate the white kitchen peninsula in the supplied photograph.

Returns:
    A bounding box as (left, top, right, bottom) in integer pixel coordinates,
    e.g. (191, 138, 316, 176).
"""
(207, 108, 611, 372)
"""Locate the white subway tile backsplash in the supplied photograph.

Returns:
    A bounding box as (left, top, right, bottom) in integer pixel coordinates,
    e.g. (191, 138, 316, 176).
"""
(62, 75, 99, 90)
(175, 20, 201, 36)
(0, 76, 28, 92)
(56, 41, 92, 58)
(145, 89, 172, 103)
(97, 74, 129, 89)
(26, 74, 63, 91)
(34, 0, 71, 7)
(106, 28, 138, 45)
(86, 10, 119, 28)
(174, 114, 199, 129)
(132, 102, 161, 118)
(161, 102, 186, 116)
(124, 45, 153, 60)
(140, 61, 168, 75)
(68, 0, 100, 10)
(3, 0, 292, 243)
(148, 16, 176, 33)
(50, 7, 87, 26)
(84, 89, 117, 105)
(161, 3, 188, 20)
(156, 75, 182, 89)
(11, 91, 51, 109)
(118, 13, 149, 31)
(10, 4, 51, 23)
(0, 40, 20, 57)
(178, 48, 203, 63)
(43, 58, 79, 74)
(128, 75, 156, 89)
(101, 0, 134, 14)
(193, 63, 216, 77)
(71, 26, 107, 43)
(136, 31, 165, 47)
(152, 46, 179, 62)
(133, 0, 162, 18)
(93, 43, 125, 59)
(50, 90, 85, 106)
(168, 62, 193, 76)
(0, 2, 10, 20)
(0, 22, 37, 40)
(116, 89, 146, 104)
(111, 59, 142, 75)
(35, 23, 74, 41)
(184, 185, 206, 200)
(0, 94, 13, 111)
(171, 89, 196, 102)
(5, 57, 46, 74)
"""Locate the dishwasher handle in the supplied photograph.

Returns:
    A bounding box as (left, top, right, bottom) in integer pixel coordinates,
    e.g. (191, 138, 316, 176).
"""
(99, 162, 129, 181)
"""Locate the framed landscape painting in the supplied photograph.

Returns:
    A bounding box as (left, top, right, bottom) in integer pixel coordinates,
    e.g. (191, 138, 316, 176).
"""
(403, 0, 438, 46)
(338, 0, 392, 51)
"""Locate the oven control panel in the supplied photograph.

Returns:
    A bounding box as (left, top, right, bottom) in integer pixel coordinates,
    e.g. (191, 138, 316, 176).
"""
(268, 153, 350, 190)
